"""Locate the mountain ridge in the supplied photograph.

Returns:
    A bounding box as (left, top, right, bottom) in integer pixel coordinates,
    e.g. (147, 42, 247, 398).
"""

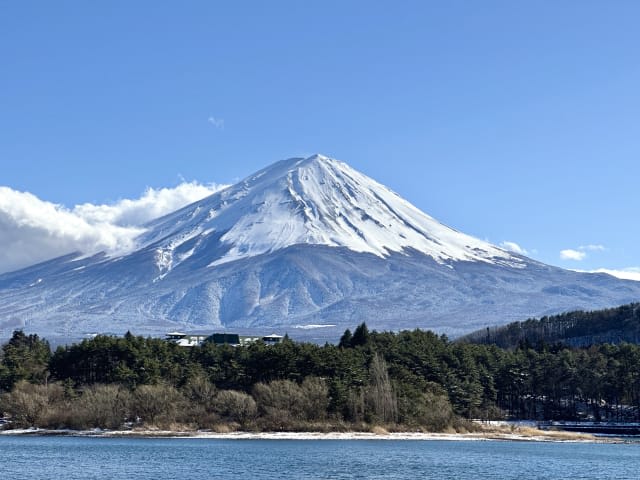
(0, 154, 639, 341)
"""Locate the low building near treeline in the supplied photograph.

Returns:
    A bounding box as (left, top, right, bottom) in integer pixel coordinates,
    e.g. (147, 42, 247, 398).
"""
(164, 332, 209, 347)
(165, 332, 284, 347)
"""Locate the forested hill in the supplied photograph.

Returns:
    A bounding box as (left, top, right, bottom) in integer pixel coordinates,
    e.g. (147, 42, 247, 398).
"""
(461, 303, 640, 349)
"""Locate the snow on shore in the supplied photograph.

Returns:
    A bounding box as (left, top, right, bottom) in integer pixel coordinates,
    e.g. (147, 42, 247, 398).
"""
(0, 428, 608, 443)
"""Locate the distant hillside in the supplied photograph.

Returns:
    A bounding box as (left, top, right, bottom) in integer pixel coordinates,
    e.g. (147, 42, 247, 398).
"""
(461, 303, 640, 348)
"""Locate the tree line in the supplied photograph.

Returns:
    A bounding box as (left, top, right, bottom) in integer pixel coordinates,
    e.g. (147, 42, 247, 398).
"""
(1, 323, 640, 432)
(462, 303, 640, 348)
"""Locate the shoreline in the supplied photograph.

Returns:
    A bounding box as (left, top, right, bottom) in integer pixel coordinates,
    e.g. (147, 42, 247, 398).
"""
(0, 426, 625, 443)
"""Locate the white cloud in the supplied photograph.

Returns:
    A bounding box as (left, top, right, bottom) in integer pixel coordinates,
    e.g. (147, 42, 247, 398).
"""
(590, 268, 640, 282)
(73, 181, 225, 226)
(560, 244, 607, 261)
(580, 244, 606, 252)
(0, 181, 227, 274)
(560, 249, 587, 261)
(500, 241, 528, 255)
(207, 116, 224, 129)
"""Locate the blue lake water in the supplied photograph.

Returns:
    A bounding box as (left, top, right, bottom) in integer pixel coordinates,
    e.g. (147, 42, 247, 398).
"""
(0, 436, 638, 479)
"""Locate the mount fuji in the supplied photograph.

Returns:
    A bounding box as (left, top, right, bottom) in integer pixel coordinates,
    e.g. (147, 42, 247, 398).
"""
(1, 155, 639, 342)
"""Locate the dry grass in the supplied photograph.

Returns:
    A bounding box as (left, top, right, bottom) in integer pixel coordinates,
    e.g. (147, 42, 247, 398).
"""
(475, 423, 595, 441)
(210, 422, 240, 433)
(520, 427, 594, 441)
(511, 426, 543, 436)
(370, 425, 389, 435)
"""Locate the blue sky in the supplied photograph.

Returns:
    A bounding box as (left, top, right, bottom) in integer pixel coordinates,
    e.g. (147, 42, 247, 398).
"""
(1, 1, 639, 277)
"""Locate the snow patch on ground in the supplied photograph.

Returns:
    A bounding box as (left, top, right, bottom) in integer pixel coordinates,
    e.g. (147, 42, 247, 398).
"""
(294, 324, 337, 329)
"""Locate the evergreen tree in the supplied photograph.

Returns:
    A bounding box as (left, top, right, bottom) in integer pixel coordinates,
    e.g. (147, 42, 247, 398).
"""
(0, 330, 51, 391)
(338, 329, 352, 348)
(351, 322, 370, 347)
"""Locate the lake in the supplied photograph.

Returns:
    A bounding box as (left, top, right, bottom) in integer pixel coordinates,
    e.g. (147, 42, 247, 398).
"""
(0, 436, 638, 479)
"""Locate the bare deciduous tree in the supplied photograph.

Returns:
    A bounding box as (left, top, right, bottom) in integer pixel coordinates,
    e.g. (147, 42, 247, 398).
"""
(368, 353, 397, 423)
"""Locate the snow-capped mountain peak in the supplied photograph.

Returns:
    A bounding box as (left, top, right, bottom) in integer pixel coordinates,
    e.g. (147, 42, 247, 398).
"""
(140, 154, 522, 271)
(3, 154, 640, 342)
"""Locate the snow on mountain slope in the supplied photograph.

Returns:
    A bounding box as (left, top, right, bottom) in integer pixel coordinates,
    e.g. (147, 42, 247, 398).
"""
(139, 154, 523, 274)
(1, 154, 639, 342)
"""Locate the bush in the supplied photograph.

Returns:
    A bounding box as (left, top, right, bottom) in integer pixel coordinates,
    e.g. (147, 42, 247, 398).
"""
(182, 375, 217, 412)
(251, 378, 330, 429)
(212, 390, 257, 424)
(0, 381, 63, 428)
(253, 380, 305, 427)
(417, 392, 454, 431)
(130, 384, 186, 427)
(74, 384, 131, 429)
(299, 377, 329, 421)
